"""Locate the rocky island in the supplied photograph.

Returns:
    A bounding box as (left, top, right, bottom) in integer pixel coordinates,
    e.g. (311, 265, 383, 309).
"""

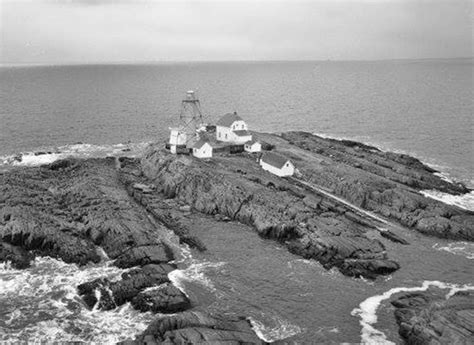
(1, 131, 473, 344)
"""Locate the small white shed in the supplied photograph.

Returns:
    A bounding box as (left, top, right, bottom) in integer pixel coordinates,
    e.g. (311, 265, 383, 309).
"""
(259, 152, 294, 177)
(169, 128, 187, 146)
(193, 139, 213, 158)
(244, 140, 261, 153)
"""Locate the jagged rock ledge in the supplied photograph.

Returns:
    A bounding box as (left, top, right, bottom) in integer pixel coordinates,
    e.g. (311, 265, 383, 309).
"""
(278, 132, 473, 240)
(138, 148, 400, 279)
(0, 157, 263, 344)
(391, 289, 474, 344)
(1, 130, 473, 344)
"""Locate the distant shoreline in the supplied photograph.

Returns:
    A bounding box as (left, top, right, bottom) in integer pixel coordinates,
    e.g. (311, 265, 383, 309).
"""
(1, 57, 473, 68)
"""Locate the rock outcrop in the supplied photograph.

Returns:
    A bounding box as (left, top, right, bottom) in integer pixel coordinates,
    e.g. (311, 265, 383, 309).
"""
(124, 311, 264, 344)
(0, 157, 262, 343)
(140, 146, 400, 279)
(1, 130, 473, 344)
(76, 263, 188, 312)
(391, 290, 474, 344)
(275, 132, 473, 240)
(0, 158, 182, 309)
(118, 157, 207, 252)
(0, 242, 34, 269)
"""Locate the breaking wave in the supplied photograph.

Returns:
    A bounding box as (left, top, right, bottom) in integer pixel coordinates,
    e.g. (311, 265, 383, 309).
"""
(168, 243, 227, 295)
(249, 314, 303, 342)
(420, 190, 474, 211)
(0, 142, 150, 167)
(351, 280, 474, 344)
(168, 261, 226, 294)
(432, 242, 474, 259)
(0, 257, 154, 342)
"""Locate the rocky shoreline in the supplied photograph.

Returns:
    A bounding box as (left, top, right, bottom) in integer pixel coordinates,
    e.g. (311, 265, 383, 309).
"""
(1, 131, 473, 343)
(391, 289, 474, 344)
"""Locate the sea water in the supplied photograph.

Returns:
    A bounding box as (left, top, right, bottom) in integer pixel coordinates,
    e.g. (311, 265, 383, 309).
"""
(0, 60, 473, 343)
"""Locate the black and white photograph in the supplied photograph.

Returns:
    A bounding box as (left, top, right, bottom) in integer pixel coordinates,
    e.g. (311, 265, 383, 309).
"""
(0, 0, 473, 343)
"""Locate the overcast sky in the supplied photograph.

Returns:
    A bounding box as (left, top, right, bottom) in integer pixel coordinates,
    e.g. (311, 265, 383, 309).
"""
(0, 0, 472, 64)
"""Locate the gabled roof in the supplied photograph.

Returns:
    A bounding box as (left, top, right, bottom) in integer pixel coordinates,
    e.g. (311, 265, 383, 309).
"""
(216, 112, 244, 127)
(193, 139, 211, 149)
(233, 130, 251, 137)
(246, 139, 260, 145)
(261, 152, 291, 169)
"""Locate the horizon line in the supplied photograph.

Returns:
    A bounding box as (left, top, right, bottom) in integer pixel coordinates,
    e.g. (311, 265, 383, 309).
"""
(1, 56, 473, 68)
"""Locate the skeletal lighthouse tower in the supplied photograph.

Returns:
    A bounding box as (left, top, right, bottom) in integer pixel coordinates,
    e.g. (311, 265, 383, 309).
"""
(180, 90, 205, 140)
(169, 90, 205, 152)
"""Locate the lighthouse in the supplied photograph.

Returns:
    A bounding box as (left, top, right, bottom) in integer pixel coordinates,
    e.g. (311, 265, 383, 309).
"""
(168, 90, 205, 153)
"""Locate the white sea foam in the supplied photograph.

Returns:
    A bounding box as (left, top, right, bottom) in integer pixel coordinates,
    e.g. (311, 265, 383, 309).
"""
(249, 315, 303, 342)
(432, 242, 474, 259)
(0, 142, 150, 167)
(420, 190, 474, 211)
(0, 256, 154, 342)
(351, 280, 474, 344)
(433, 172, 455, 184)
(168, 261, 226, 294)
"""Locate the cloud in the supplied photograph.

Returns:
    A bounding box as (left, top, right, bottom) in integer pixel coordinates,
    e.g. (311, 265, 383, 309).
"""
(0, 0, 472, 63)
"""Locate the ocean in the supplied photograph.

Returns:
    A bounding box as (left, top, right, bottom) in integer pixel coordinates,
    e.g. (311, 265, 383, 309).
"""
(0, 60, 473, 343)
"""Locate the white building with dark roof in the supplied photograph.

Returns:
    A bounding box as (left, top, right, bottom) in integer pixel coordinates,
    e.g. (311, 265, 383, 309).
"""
(192, 139, 213, 158)
(216, 112, 252, 144)
(259, 152, 294, 177)
(244, 139, 261, 153)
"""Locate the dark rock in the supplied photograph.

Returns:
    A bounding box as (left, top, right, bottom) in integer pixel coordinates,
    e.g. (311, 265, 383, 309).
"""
(380, 229, 409, 245)
(112, 264, 174, 306)
(0, 156, 263, 342)
(48, 158, 79, 171)
(338, 258, 400, 279)
(114, 244, 174, 269)
(128, 311, 265, 344)
(279, 131, 473, 240)
(391, 290, 474, 344)
(179, 235, 207, 251)
(131, 283, 190, 313)
(118, 162, 207, 252)
(77, 278, 116, 310)
(0, 242, 34, 269)
(141, 147, 399, 279)
(78, 263, 175, 311)
(260, 141, 275, 151)
(0, 206, 101, 266)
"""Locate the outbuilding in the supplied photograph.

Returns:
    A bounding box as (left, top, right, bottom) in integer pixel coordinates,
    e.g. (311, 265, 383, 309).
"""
(259, 152, 294, 177)
(169, 127, 187, 145)
(169, 127, 187, 154)
(216, 112, 252, 144)
(244, 140, 261, 153)
(192, 139, 213, 158)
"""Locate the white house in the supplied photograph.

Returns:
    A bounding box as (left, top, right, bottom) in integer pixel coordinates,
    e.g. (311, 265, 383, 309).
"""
(244, 140, 261, 153)
(259, 152, 294, 177)
(216, 112, 252, 144)
(192, 139, 213, 158)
